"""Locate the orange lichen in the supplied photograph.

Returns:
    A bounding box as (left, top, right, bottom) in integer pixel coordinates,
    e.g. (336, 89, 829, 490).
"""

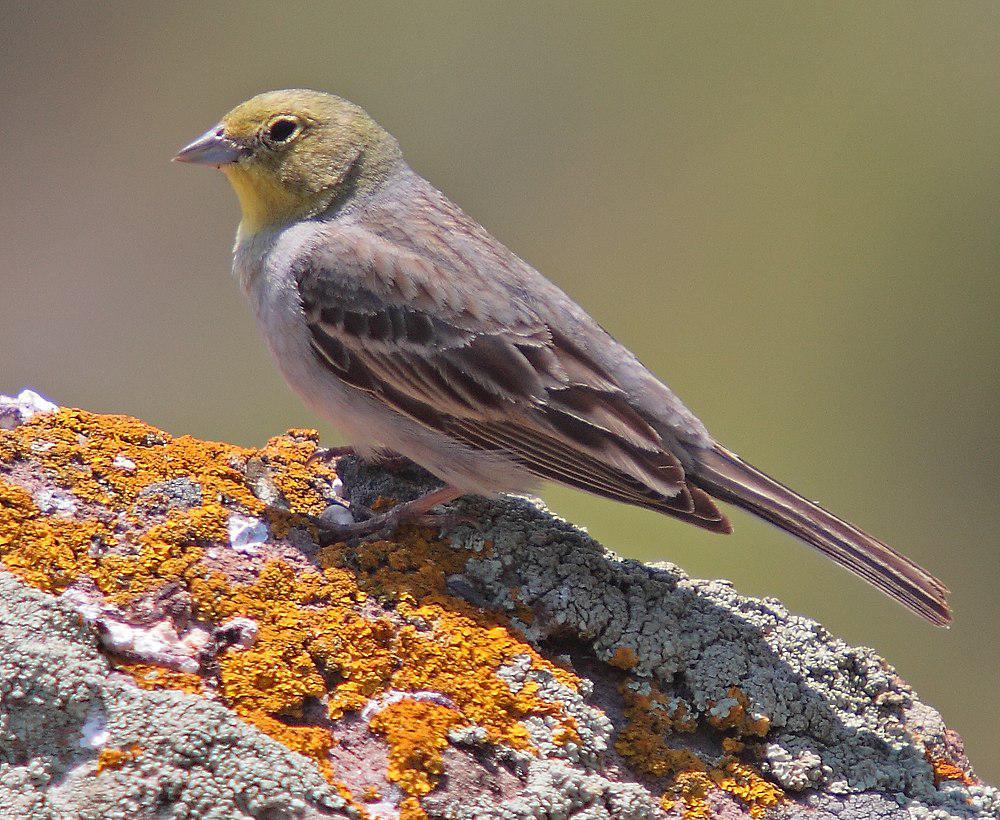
(250, 713, 339, 782)
(120, 662, 205, 694)
(0, 480, 106, 591)
(390, 609, 566, 750)
(0, 408, 585, 810)
(615, 681, 697, 777)
(370, 699, 464, 795)
(0, 409, 331, 601)
(258, 428, 339, 518)
(96, 743, 143, 774)
(610, 646, 639, 670)
(398, 797, 428, 820)
(616, 679, 782, 818)
(317, 531, 579, 743)
(324, 526, 470, 603)
(0, 409, 253, 511)
(929, 755, 975, 787)
(661, 762, 784, 819)
(95, 507, 216, 600)
(721, 736, 745, 755)
(185, 541, 581, 784)
(707, 688, 770, 737)
(551, 725, 582, 747)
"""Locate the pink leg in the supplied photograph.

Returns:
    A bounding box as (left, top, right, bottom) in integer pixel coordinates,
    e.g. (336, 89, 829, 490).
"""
(316, 485, 468, 543)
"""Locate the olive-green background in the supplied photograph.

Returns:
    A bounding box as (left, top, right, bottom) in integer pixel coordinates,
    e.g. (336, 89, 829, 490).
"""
(2, 2, 997, 780)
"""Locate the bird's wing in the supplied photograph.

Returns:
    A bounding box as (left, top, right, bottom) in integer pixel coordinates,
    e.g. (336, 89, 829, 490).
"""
(296, 225, 727, 529)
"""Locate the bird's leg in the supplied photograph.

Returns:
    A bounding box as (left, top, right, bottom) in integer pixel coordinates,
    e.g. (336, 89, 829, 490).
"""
(315, 485, 471, 543)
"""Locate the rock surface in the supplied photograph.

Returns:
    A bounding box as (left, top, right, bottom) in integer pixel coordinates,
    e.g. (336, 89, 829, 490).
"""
(0, 391, 995, 819)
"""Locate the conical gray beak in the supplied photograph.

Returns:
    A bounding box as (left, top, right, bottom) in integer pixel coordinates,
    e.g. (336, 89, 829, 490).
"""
(173, 124, 245, 166)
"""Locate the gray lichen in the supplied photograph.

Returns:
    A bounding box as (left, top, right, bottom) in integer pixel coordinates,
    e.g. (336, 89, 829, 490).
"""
(454, 494, 997, 817)
(426, 758, 661, 820)
(0, 572, 352, 820)
(1, 396, 996, 819)
(343, 463, 1000, 818)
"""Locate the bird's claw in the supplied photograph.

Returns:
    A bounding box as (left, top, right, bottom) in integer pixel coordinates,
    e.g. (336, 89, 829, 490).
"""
(313, 507, 473, 545)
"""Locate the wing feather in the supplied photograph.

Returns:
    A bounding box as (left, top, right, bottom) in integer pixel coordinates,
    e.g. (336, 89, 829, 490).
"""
(298, 227, 727, 529)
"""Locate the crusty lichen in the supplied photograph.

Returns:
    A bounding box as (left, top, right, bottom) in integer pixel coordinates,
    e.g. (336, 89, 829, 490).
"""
(120, 662, 205, 694)
(0, 570, 354, 819)
(660, 761, 785, 819)
(929, 755, 976, 788)
(1, 397, 997, 819)
(95, 742, 143, 774)
(0, 406, 584, 815)
(616, 679, 784, 819)
(440, 490, 999, 818)
(370, 699, 463, 796)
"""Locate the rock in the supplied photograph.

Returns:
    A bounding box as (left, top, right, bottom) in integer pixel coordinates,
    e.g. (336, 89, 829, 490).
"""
(0, 394, 995, 819)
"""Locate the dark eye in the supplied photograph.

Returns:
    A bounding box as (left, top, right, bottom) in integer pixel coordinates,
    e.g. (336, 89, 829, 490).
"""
(266, 118, 299, 144)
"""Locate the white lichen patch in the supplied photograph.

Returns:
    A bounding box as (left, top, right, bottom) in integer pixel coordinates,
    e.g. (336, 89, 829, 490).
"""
(95, 619, 202, 674)
(330, 474, 345, 498)
(764, 744, 828, 790)
(447, 725, 490, 746)
(499, 654, 610, 768)
(112, 453, 137, 472)
(364, 800, 404, 820)
(360, 689, 456, 722)
(0, 389, 58, 430)
(78, 701, 109, 750)
(227, 512, 270, 555)
(709, 696, 740, 720)
(59, 587, 208, 674)
(33, 488, 78, 517)
(59, 586, 104, 622)
(0, 572, 354, 818)
(217, 616, 259, 649)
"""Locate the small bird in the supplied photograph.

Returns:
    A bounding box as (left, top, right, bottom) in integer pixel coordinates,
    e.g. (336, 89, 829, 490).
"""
(175, 89, 950, 625)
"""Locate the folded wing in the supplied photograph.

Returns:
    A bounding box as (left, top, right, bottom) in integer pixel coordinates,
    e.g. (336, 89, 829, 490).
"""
(296, 231, 728, 531)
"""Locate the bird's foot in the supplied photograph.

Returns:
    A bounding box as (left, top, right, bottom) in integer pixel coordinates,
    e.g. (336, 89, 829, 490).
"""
(312, 485, 470, 544)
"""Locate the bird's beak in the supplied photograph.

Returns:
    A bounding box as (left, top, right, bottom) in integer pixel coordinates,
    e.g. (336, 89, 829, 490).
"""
(173, 124, 245, 167)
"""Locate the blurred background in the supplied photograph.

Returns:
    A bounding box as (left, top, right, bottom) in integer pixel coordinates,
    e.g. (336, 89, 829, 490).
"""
(1, 2, 997, 779)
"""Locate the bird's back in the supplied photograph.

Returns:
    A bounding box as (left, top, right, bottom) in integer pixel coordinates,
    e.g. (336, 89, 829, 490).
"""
(354, 166, 715, 454)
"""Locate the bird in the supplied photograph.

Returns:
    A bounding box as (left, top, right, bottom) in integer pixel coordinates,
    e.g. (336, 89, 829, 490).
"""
(174, 89, 951, 626)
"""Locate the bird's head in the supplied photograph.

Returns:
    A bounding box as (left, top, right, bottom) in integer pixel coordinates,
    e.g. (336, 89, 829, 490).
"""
(175, 89, 401, 236)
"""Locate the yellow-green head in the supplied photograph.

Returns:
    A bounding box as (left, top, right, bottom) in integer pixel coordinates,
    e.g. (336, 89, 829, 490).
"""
(175, 89, 402, 236)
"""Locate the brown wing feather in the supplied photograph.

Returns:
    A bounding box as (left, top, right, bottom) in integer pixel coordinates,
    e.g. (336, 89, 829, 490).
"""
(692, 445, 950, 624)
(298, 249, 725, 528)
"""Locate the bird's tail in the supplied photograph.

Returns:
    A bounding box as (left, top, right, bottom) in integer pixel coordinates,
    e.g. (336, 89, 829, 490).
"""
(690, 443, 951, 626)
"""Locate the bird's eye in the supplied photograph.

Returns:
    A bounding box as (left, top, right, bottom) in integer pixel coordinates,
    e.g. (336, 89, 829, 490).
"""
(266, 117, 300, 144)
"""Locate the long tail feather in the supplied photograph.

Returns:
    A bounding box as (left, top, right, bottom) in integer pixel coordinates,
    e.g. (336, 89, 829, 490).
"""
(690, 443, 951, 626)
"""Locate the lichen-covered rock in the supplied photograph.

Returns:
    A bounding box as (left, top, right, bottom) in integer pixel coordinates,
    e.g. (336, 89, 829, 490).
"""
(0, 574, 353, 820)
(0, 393, 995, 819)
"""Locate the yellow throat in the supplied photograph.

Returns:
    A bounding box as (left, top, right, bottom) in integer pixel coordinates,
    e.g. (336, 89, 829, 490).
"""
(223, 165, 319, 238)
